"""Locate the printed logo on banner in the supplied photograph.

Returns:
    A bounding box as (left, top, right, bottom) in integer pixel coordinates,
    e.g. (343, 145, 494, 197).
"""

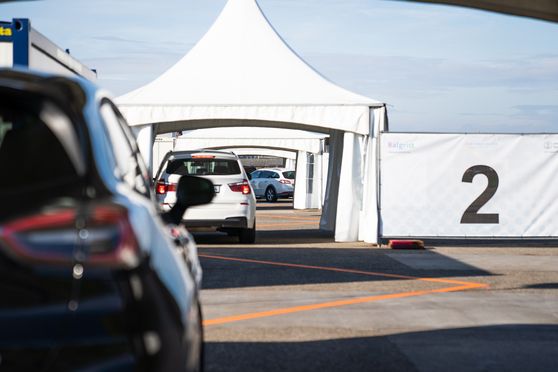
(465, 139, 500, 148)
(543, 141, 558, 153)
(387, 141, 415, 153)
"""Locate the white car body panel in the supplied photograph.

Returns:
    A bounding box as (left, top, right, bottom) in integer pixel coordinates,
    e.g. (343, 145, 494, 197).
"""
(155, 151, 256, 229)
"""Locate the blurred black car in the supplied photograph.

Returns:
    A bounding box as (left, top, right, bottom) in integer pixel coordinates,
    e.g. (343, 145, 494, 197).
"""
(0, 69, 213, 371)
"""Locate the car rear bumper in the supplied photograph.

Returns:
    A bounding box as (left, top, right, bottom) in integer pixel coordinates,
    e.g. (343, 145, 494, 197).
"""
(276, 184, 294, 196)
(183, 200, 256, 227)
(183, 217, 248, 229)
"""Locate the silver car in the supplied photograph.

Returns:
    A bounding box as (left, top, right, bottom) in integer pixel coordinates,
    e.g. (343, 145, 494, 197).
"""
(250, 168, 295, 202)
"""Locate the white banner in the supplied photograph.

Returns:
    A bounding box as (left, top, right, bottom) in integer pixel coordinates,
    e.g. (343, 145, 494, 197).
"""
(380, 133, 558, 238)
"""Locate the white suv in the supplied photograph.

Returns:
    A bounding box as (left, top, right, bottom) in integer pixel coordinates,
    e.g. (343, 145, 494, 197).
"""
(250, 168, 295, 202)
(155, 150, 257, 243)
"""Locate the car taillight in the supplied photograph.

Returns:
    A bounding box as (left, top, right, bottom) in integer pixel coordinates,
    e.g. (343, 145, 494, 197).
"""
(229, 179, 251, 195)
(0, 205, 140, 269)
(156, 181, 176, 195)
(279, 179, 292, 184)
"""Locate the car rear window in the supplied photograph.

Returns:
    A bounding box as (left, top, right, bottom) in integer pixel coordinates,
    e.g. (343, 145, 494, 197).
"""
(0, 99, 81, 195)
(0, 93, 84, 220)
(166, 158, 241, 176)
(282, 171, 295, 179)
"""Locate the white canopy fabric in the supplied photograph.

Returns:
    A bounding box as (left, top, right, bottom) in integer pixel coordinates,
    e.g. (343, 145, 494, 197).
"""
(221, 148, 297, 161)
(117, 0, 387, 243)
(173, 127, 327, 154)
(117, 0, 383, 135)
(172, 127, 328, 211)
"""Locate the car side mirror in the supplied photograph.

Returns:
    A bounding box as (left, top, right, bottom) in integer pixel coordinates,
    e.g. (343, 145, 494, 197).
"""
(162, 176, 215, 225)
(247, 173, 252, 180)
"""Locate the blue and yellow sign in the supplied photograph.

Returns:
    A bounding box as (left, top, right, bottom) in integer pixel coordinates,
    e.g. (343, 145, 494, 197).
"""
(0, 26, 13, 37)
(0, 26, 13, 41)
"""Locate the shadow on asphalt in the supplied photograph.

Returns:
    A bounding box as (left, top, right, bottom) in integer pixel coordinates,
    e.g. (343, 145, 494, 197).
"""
(255, 229, 332, 243)
(204, 324, 558, 372)
(198, 247, 492, 290)
(193, 229, 332, 245)
(255, 200, 294, 211)
(524, 282, 558, 289)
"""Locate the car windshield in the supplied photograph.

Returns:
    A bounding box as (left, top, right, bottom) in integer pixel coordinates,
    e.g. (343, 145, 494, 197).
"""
(167, 158, 241, 176)
(282, 171, 295, 179)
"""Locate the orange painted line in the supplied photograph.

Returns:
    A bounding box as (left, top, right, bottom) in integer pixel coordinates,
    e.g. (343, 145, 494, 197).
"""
(199, 254, 488, 326)
(198, 254, 486, 287)
(203, 284, 481, 326)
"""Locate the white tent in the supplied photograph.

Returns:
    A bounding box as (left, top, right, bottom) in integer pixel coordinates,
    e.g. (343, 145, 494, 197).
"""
(171, 127, 328, 210)
(174, 127, 326, 154)
(117, 0, 387, 243)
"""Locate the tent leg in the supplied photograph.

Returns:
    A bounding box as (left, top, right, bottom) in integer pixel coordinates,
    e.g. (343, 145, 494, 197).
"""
(321, 151, 329, 207)
(293, 150, 308, 209)
(309, 153, 322, 209)
(358, 106, 387, 244)
(285, 157, 296, 169)
(320, 130, 343, 232)
(358, 135, 379, 244)
(334, 132, 363, 242)
(132, 124, 155, 176)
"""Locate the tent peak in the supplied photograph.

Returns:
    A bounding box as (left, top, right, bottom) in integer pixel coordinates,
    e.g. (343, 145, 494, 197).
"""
(117, 0, 381, 107)
(117, 0, 384, 135)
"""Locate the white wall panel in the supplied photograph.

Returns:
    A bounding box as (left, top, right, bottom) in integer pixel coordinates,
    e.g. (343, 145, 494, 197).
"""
(0, 42, 13, 67)
(380, 133, 558, 238)
(29, 46, 75, 77)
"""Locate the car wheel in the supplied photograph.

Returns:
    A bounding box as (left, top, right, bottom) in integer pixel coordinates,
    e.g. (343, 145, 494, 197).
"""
(238, 219, 256, 244)
(265, 186, 277, 202)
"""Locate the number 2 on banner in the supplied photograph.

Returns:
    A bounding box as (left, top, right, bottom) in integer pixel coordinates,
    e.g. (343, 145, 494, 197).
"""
(461, 165, 499, 224)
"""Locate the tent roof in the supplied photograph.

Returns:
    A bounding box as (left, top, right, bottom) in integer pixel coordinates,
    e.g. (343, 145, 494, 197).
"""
(117, 0, 383, 134)
(179, 127, 328, 140)
(173, 127, 326, 153)
(118, 0, 380, 106)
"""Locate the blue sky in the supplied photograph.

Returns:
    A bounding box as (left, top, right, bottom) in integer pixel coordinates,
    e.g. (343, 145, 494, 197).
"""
(2, 0, 557, 132)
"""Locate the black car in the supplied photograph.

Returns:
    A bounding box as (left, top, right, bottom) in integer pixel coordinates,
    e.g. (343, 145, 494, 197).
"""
(0, 69, 214, 371)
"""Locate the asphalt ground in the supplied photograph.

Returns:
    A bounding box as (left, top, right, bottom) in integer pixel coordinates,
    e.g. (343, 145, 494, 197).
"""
(193, 201, 558, 372)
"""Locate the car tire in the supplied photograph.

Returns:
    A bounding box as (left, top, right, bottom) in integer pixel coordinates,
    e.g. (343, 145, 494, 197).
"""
(264, 186, 278, 202)
(238, 219, 256, 244)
